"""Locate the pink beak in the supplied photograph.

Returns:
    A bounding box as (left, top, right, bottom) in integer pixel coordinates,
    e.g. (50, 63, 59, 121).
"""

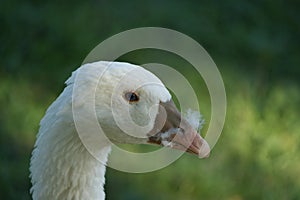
(147, 101, 210, 158)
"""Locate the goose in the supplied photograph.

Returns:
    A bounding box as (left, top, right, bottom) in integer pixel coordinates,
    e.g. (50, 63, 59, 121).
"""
(30, 61, 210, 200)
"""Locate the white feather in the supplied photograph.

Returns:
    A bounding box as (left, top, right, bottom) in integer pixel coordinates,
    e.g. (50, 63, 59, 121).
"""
(184, 109, 205, 131)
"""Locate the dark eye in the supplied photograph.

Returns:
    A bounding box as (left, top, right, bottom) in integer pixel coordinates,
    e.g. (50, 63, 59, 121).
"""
(124, 91, 139, 102)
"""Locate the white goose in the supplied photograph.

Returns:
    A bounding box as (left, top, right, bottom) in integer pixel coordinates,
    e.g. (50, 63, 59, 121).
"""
(30, 61, 210, 200)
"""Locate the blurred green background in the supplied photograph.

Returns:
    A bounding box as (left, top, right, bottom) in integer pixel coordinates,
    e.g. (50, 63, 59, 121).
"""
(1, 0, 300, 199)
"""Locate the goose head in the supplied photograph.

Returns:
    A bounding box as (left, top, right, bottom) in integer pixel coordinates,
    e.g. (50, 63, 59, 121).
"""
(76, 61, 210, 157)
(30, 61, 210, 200)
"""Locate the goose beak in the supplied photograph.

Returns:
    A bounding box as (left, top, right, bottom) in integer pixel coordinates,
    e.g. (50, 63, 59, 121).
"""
(147, 101, 210, 158)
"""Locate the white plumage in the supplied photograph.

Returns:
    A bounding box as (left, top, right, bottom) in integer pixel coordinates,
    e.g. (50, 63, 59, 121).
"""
(30, 61, 210, 200)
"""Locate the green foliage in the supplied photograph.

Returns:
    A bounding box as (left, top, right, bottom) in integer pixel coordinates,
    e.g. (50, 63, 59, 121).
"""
(1, 0, 299, 199)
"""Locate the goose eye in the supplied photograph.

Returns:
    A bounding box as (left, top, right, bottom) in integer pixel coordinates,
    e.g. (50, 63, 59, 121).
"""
(124, 92, 139, 102)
